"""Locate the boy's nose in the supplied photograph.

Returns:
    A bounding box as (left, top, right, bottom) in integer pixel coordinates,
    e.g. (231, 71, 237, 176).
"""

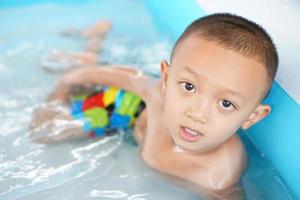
(187, 111, 208, 124)
(187, 98, 209, 124)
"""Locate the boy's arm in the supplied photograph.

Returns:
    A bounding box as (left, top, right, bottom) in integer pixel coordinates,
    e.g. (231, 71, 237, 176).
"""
(158, 171, 245, 200)
(209, 184, 245, 200)
(48, 65, 154, 103)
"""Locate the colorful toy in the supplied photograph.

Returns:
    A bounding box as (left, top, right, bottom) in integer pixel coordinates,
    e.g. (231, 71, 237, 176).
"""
(70, 85, 145, 137)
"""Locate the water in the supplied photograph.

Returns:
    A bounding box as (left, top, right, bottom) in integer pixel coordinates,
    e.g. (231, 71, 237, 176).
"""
(0, 0, 295, 199)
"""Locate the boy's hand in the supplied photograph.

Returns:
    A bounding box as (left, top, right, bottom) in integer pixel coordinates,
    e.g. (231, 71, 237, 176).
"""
(29, 102, 85, 143)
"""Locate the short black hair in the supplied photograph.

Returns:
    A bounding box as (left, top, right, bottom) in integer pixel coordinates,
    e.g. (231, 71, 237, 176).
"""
(171, 13, 279, 96)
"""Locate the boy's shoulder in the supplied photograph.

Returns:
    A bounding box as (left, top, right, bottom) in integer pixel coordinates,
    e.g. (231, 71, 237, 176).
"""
(206, 135, 247, 190)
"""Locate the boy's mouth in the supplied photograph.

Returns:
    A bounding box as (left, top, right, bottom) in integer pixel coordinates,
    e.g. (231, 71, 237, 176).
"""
(180, 126, 204, 142)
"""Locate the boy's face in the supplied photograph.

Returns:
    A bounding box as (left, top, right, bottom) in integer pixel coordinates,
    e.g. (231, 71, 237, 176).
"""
(161, 36, 271, 153)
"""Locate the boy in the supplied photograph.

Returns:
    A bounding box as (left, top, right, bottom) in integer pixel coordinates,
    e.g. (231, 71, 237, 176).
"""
(30, 13, 278, 199)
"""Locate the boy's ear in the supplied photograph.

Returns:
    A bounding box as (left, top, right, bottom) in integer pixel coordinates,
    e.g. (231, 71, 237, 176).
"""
(160, 60, 170, 94)
(241, 104, 271, 129)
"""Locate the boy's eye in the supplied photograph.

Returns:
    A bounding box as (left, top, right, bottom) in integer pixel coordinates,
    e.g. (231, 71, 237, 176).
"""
(180, 82, 195, 93)
(218, 99, 236, 111)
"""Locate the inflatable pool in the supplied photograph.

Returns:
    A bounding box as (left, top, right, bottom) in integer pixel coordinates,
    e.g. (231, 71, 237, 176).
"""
(0, 0, 298, 199)
(147, 0, 300, 198)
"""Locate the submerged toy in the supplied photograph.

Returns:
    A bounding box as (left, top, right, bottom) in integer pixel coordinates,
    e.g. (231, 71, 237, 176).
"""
(70, 85, 145, 137)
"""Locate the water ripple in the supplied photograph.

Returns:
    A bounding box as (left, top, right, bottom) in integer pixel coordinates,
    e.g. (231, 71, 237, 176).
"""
(88, 189, 148, 200)
(0, 133, 124, 200)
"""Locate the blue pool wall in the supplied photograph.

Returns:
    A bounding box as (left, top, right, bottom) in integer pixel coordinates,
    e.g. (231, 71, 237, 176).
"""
(146, 0, 300, 198)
